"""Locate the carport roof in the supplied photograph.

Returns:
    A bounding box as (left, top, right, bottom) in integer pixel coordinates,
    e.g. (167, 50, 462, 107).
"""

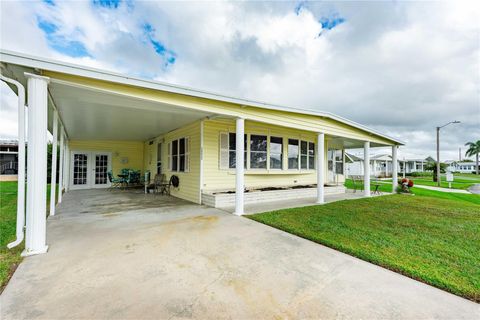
(0, 49, 404, 144)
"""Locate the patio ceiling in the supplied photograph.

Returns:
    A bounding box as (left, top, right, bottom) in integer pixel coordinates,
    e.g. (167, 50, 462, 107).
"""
(48, 81, 214, 141)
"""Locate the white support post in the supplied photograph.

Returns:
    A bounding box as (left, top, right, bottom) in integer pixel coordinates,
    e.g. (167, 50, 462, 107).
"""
(413, 160, 417, 172)
(364, 141, 370, 197)
(58, 129, 64, 203)
(65, 143, 70, 192)
(49, 111, 58, 216)
(392, 145, 398, 192)
(234, 118, 245, 216)
(199, 120, 204, 203)
(316, 133, 325, 204)
(24, 73, 50, 256)
(1, 75, 27, 249)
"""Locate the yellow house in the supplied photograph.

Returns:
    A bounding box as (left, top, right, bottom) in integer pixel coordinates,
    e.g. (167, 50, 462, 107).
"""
(0, 50, 403, 256)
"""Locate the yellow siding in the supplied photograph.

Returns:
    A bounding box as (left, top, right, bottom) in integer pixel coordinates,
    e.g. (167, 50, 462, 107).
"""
(146, 121, 201, 203)
(143, 138, 158, 176)
(44, 71, 398, 146)
(68, 140, 144, 175)
(202, 119, 344, 192)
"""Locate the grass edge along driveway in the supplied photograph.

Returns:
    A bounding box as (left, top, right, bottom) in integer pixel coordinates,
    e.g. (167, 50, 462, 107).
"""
(247, 194, 480, 302)
(0, 182, 52, 293)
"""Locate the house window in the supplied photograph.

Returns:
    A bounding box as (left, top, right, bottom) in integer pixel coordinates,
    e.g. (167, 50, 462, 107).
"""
(250, 135, 267, 169)
(300, 141, 308, 169)
(179, 138, 186, 172)
(308, 142, 315, 169)
(228, 133, 247, 169)
(157, 143, 162, 174)
(297, 140, 315, 170)
(288, 139, 299, 169)
(169, 137, 189, 172)
(335, 150, 344, 174)
(270, 137, 283, 169)
(171, 140, 178, 171)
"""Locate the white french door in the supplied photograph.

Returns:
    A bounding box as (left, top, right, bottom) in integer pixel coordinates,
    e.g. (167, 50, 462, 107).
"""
(70, 151, 111, 190)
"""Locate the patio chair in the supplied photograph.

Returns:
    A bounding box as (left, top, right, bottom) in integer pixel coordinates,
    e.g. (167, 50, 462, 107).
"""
(153, 174, 167, 194)
(371, 177, 382, 195)
(157, 175, 179, 195)
(107, 171, 123, 189)
(351, 175, 364, 193)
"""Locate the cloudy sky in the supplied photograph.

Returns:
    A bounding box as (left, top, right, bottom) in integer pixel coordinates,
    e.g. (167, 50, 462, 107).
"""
(1, 0, 479, 160)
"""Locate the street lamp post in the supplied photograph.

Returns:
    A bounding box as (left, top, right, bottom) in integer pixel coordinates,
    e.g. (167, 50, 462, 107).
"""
(436, 121, 460, 187)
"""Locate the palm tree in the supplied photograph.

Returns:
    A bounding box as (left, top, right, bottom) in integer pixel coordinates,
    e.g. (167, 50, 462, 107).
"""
(465, 140, 480, 175)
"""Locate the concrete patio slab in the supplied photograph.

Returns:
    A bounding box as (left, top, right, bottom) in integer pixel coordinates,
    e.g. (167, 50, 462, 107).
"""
(1, 189, 478, 319)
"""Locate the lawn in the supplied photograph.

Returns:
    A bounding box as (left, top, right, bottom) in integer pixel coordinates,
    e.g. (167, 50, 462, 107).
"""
(0, 181, 52, 292)
(248, 185, 480, 302)
(344, 179, 480, 205)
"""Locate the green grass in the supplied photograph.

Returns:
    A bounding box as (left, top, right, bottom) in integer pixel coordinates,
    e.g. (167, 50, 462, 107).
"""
(344, 179, 480, 205)
(0, 181, 52, 292)
(248, 186, 480, 302)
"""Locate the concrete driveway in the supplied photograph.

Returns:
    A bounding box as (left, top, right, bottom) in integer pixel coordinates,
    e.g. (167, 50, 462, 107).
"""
(1, 190, 478, 319)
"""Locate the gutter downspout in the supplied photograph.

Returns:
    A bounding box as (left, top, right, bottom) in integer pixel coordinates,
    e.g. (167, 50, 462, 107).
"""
(1, 74, 26, 249)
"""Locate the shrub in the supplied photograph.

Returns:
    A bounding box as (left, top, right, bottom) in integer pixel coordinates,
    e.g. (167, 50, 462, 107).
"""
(408, 171, 431, 177)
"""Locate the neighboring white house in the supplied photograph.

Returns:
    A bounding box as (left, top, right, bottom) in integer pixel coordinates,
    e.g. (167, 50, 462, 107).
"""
(446, 161, 478, 173)
(399, 158, 429, 174)
(345, 153, 395, 178)
(0, 139, 18, 181)
(346, 153, 429, 177)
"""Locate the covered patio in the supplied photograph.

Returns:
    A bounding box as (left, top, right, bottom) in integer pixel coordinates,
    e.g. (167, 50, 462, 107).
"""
(1, 50, 403, 257)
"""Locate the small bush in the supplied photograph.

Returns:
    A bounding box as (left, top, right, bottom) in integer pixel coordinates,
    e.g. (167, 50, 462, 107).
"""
(408, 171, 432, 177)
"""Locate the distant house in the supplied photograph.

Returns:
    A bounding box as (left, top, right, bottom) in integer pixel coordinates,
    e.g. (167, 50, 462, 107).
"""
(346, 153, 429, 177)
(446, 161, 478, 173)
(399, 158, 429, 174)
(0, 139, 18, 177)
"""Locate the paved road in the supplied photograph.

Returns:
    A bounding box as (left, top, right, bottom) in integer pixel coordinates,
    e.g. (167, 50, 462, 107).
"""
(468, 184, 480, 194)
(2, 190, 478, 319)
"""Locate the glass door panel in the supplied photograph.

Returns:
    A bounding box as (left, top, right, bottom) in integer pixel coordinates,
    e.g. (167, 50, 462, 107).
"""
(73, 153, 89, 187)
(94, 154, 109, 185)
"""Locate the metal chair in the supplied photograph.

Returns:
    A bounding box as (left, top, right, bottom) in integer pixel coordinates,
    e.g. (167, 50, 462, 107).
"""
(107, 171, 123, 189)
(154, 174, 167, 194)
(351, 175, 364, 193)
(371, 177, 382, 195)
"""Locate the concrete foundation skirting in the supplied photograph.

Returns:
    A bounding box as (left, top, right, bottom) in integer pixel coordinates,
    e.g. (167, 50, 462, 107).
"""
(0, 175, 18, 181)
(202, 186, 346, 208)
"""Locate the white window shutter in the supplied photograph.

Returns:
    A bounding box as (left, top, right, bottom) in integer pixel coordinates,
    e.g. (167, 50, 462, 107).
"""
(168, 142, 172, 171)
(219, 132, 229, 170)
(185, 137, 190, 172)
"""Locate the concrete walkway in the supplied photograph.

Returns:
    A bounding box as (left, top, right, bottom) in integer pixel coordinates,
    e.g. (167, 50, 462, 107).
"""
(413, 184, 471, 194)
(1, 190, 478, 319)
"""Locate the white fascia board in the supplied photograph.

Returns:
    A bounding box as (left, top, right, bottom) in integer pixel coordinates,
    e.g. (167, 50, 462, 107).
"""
(0, 49, 404, 145)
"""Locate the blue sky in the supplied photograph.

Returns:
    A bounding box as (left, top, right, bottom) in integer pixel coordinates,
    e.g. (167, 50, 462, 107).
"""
(0, 0, 479, 159)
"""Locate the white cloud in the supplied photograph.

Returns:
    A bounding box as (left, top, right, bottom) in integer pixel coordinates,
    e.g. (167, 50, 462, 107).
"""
(0, 83, 19, 139)
(0, 0, 478, 160)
